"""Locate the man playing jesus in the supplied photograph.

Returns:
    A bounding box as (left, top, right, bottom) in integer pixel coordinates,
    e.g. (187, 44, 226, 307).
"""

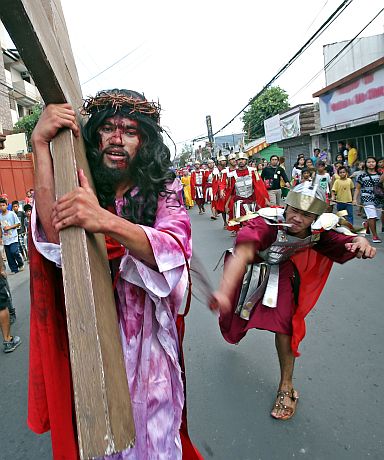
(29, 89, 202, 459)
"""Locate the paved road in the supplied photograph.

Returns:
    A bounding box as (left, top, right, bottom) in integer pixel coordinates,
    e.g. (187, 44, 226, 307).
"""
(1, 208, 383, 459)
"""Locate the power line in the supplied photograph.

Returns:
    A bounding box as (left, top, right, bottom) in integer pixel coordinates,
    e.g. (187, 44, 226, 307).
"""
(304, 0, 329, 34)
(228, 6, 384, 144)
(289, 7, 384, 102)
(191, 0, 354, 143)
(81, 43, 144, 86)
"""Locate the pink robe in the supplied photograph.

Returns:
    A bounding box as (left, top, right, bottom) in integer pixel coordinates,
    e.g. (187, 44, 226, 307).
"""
(32, 179, 192, 460)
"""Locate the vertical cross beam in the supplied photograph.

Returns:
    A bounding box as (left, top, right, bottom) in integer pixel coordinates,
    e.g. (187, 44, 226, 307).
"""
(0, 1, 135, 458)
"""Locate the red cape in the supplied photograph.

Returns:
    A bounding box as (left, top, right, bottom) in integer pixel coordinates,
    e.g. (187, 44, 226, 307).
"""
(218, 218, 355, 356)
(226, 168, 269, 230)
(190, 170, 207, 201)
(28, 234, 202, 459)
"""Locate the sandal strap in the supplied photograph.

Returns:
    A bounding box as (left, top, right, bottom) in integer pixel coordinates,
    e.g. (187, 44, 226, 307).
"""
(276, 389, 299, 401)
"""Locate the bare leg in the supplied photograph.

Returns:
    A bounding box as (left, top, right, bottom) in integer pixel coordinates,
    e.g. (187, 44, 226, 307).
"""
(271, 333, 299, 419)
(368, 218, 378, 238)
(221, 212, 227, 227)
(0, 308, 11, 342)
(210, 204, 217, 219)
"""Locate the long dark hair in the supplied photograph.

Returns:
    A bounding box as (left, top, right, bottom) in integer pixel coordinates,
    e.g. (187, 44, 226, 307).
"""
(82, 90, 175, 226)
(364, 156, 378, 173)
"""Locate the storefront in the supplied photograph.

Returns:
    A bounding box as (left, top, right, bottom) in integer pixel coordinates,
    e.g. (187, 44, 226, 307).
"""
(313, 57, 384, 161)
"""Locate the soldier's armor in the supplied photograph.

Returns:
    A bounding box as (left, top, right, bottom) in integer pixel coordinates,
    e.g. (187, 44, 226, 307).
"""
(195, 171, 203, 186)
(234, 170, 253, 197)
(206, 171, 213, 185)
(258, 229, 320, 264)
(235, 223, 320, 319)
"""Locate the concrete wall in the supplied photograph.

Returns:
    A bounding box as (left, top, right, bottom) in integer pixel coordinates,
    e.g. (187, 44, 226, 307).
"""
(324, 33, 384, 85)
(1, 132, 27, 155)
(0, 52, 13, 133)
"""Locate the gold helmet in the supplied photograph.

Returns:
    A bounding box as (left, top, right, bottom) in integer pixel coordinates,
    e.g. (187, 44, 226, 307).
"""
(228, 153, 237, 160)
(286, 183, 327, 215)
(236, 152, 248, 160)
(217, 155, 226, 162)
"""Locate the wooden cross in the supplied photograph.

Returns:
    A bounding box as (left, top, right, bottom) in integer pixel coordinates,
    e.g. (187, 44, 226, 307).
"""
(0, 1, 135, 458)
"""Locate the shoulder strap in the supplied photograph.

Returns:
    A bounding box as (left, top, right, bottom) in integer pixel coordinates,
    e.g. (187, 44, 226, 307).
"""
(159, 229, 192, 317)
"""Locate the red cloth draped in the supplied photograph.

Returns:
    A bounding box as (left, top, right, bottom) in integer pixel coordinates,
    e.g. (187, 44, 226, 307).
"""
(290, 248, 333, 356)
(28, 230, 203, 459)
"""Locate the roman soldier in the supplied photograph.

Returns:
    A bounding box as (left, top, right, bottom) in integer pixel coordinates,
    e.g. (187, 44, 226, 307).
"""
(225, 152, 269, 231)
(211, 182, 375, 422)
(212, 155, 228, 226)
(190, 161, 205, 214)
(203, 159, 215, 206)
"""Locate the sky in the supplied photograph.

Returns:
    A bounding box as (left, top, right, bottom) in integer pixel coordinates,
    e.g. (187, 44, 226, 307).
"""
(15, 1, 384, 155)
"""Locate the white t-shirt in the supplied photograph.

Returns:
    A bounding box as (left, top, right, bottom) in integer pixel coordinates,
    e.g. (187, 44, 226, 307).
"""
(313, 173, 331, 194)
(0, 210, 20, 245)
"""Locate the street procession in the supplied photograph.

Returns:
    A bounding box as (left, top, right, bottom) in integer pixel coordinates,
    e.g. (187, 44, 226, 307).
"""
(0, 0, 383, 459)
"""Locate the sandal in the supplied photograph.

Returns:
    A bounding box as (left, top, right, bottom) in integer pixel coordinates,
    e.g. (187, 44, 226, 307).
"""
(271, 388, 299, 421)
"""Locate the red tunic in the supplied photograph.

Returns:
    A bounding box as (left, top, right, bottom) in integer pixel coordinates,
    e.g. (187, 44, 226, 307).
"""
(226, 168, 269, 230)
(190, 170, 206, 202)
(219, 217, 356, 356)
(203, 168, 214, 203)
(212, 167, 226, 213)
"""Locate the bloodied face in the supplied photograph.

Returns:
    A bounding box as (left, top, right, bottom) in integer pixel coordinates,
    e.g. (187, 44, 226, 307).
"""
(98, 116, 141, 170)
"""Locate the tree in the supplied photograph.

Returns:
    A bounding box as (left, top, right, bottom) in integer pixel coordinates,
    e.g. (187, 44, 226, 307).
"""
(14, 104, 42, 148)
(178, 144, 193, 167)
(242, 86, 289, 141)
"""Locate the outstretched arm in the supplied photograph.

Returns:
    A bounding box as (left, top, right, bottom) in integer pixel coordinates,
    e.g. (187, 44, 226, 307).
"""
(210, 242, 255, 314)
(345, 237, 376, 259)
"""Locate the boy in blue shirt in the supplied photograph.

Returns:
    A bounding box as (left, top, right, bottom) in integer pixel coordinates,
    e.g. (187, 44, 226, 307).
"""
(0, 198, 24, 274)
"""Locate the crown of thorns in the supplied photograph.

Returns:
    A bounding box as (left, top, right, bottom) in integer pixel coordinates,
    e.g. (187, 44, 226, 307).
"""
(81, 91, 161, 122)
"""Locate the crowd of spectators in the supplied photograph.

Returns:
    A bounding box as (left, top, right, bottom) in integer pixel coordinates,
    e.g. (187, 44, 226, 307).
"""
(0, 189, 33, 353)
(176, 140, 384, 243)
(289, 142, 384, 242)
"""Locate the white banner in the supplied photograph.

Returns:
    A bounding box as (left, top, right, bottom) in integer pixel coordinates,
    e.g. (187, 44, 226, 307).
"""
(319, 66, 384, 128)
(281, 113, 300, 139)
(264, 114, 282, 143)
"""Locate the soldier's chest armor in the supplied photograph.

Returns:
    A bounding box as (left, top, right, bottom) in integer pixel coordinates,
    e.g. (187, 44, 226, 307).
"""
(235, 173, 253, 197)
(259, 230, 319, 264)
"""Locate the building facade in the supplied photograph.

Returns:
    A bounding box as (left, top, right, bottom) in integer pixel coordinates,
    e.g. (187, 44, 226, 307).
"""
(313, 33, 384, 161)
(0, 22, 42, 141)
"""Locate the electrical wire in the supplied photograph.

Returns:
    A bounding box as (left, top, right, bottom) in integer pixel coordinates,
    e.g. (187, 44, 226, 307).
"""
(289, 6, 384, 102)
(80, 43, 144, 86)
(304, 0, 329, 34)
(191, 0, 354, 143)
(223, 6, 384, 144)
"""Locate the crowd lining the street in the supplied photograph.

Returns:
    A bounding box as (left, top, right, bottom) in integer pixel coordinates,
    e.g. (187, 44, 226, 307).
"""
(176, 140, 384, 242)
(0, 189, 33, 353)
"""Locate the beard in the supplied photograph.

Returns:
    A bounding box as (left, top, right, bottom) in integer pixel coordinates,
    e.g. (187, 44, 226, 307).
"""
(87, 147, 133, 205)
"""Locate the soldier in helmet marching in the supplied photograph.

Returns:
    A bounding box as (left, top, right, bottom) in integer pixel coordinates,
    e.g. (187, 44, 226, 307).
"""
(225, 152, 270, 232)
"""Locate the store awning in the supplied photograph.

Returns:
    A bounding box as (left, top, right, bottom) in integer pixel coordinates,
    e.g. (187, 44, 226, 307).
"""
(244, 140, 268, 156)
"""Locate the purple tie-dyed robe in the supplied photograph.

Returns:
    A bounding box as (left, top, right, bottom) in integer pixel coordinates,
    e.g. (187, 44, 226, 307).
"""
(32, 179, 192, 459)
